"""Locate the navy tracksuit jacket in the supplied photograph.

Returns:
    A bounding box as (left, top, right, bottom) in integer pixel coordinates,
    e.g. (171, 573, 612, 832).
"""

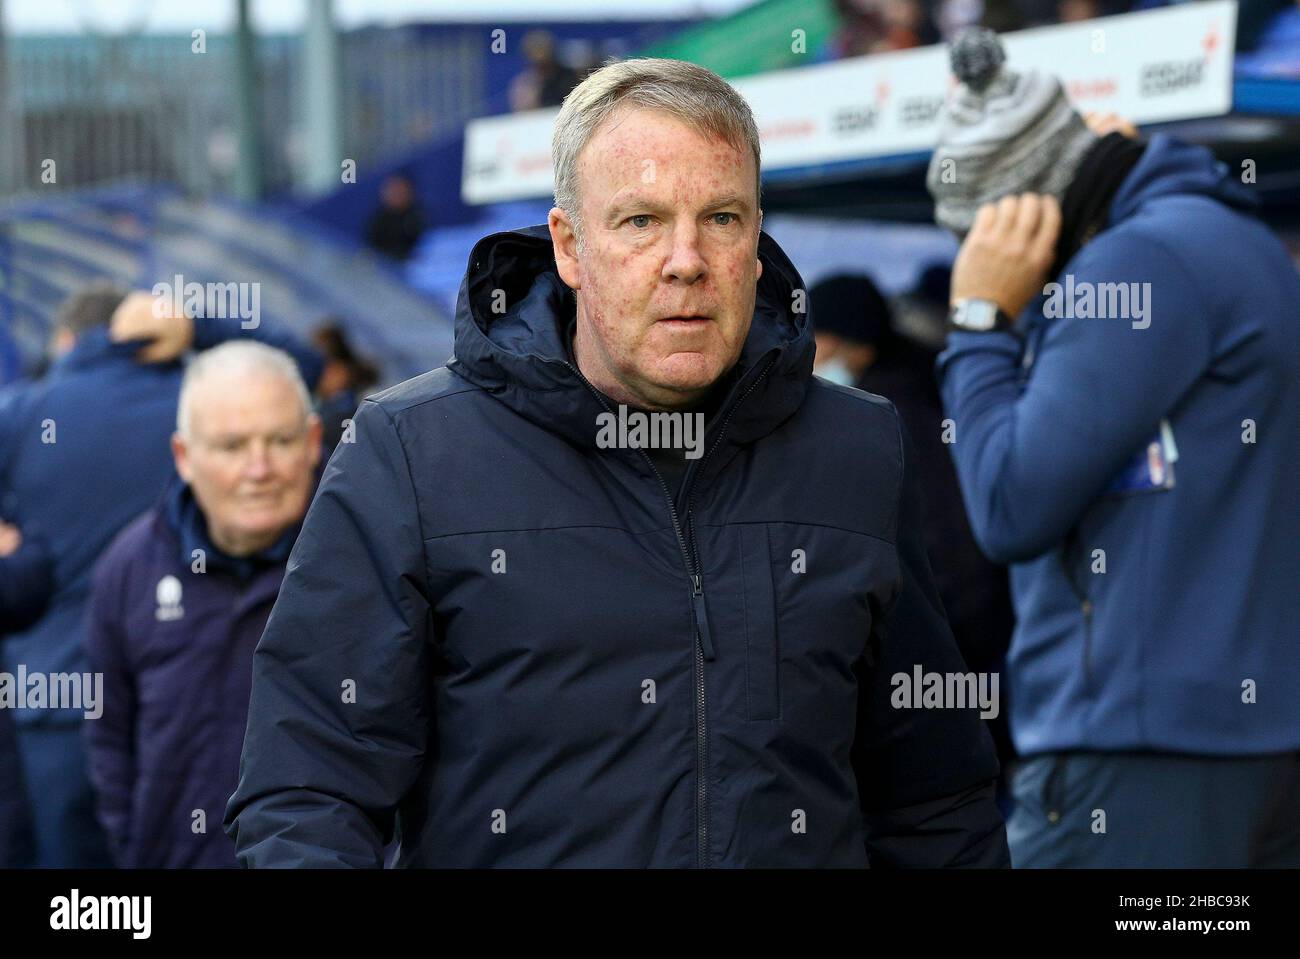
(84, 477, 298, 867)
(226, 226, 1007, 867)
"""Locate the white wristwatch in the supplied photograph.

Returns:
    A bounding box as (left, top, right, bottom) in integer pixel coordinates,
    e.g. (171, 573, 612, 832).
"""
(948, 298, 1014, 333)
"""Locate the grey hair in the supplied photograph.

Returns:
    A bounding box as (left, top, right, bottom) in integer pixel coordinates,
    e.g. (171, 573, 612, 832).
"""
(176, 340, 313, 439)
(551, 57, 762, 244)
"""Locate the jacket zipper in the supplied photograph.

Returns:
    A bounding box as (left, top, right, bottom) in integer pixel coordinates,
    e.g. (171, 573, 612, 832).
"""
(1059, 531, 1095, 694)
(562, 355, 775, 868)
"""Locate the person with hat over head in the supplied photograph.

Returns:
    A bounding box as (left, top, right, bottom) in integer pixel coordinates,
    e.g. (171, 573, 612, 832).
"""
(928, 28, 1300, 867)
(310, 321, 381, 457)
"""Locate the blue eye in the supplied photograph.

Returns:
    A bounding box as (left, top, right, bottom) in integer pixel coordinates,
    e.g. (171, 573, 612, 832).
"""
(629, 215, 652, 229)
(712, 212, 736, 226)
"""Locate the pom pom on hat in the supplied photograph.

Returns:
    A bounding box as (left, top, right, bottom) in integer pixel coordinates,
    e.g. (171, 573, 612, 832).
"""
(949, 27, 1006, 93)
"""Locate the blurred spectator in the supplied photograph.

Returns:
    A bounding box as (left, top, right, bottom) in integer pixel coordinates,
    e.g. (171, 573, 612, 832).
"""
(311, 322, 381, 455)
(563, 39, 603, 84)
(509, 30, 579, 111)
(0, 283, 322, 867)
(891, 262, 954, 349)
(0, 519, 52, 633)
(823, 0, 1165, 58)
(979, 0, 1028, 32)
(823, 0, 888, 58)
(366, 173, 428, 262)
(929, 29, 1300, 867)
(937, 0, 985, 40)
(822, 0, 939, 59)
(0, 708, 33, 867)
(879, 0, 941, 49)
(811, 274, 1015, 768)
(0, 517, 49, 868)
(84, 342, 321, 868)
(1056, 0, 1104, 23)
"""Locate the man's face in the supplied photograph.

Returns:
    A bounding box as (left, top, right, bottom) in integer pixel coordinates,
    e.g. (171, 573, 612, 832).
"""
(382, 176, 414, 210)
(50, 327, 76, 358)
(813, 331, 876, 380)
(172, 372, 322, 557)
(549, 106, 763, 411)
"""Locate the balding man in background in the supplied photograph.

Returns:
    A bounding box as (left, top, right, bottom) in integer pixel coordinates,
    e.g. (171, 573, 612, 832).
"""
(0, 284, 323, 867)
(84, 341, 321, 868)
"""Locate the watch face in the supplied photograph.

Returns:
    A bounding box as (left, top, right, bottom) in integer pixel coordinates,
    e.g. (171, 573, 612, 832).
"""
(956, 299, 997, 331)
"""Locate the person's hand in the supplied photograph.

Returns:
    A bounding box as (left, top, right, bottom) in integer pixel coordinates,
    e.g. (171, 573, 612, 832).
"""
(1083, 111, 1138, 139)
(0, 520, 21, 557)
(110, 291, 195, 363)
(950, 193, 1061, 318)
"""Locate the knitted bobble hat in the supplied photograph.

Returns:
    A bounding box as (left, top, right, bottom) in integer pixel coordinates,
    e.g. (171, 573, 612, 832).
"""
(926, 27, 1097, 237)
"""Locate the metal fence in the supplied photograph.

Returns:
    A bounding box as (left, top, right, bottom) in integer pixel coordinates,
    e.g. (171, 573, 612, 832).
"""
(0, 27, 485, 199)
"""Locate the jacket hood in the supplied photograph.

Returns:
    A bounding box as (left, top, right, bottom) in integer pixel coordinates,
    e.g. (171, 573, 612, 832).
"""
(1109, 133, 1259, 224)
(448, 224, 816, 471)
(1018, 133, 1262, 338)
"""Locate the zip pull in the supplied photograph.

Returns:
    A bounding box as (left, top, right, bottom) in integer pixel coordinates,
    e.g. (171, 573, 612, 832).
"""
(692, 574, 716, 661)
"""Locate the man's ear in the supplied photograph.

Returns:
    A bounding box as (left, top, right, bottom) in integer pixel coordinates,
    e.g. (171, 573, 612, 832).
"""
(50, 327, 76, 358)
(755, 210, 764, 282)
(171, 431, 193, 485)
(548, 207, 582, 291)
(306, 414, 324, 470)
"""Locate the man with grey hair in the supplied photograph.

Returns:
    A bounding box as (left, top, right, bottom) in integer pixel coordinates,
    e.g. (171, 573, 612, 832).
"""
(227, 57, 1007, 868)
(84, 341, 321, 867)
(0, 284, 323, 867)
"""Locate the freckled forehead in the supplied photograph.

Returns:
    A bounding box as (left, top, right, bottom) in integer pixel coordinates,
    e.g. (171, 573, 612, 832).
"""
(580, 106, 755, 200)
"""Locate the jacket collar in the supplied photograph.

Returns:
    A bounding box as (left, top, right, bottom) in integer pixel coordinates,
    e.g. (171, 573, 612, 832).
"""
(51, 328, 153, 375)
(1021, 134, 1261, 341)
(447, 224, 815, 481)
(162, 474, 300, 584)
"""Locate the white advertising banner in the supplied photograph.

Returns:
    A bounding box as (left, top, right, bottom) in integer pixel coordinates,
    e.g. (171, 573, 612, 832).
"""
(462, 1, 1237, 204)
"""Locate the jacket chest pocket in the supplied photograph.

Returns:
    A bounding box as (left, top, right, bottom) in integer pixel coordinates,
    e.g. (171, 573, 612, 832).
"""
(759, 522, 888, 716)
(741, 524, 780, 721)
(719, 522, 884, 723)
